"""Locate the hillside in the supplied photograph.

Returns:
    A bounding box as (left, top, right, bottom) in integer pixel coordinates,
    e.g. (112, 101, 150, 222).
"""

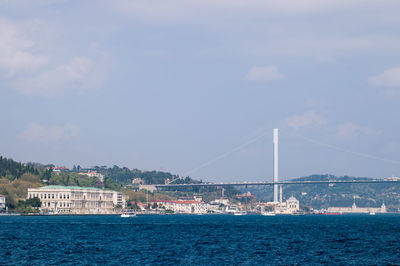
(0, 156, 200, 210)
(247, 175, 400, 211)
(90, 165, 199, 186)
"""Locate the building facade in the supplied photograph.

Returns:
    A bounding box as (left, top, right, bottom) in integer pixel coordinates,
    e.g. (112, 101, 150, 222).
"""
(0, 194, 5, 212)
(327, 202, 386, 214)
(152, 200, 208, 214)
(27, 186, 125, 214)
(275, 196, 300, 214)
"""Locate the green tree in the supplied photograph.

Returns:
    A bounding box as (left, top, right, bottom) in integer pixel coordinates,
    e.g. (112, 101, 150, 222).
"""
(26, 197, 41, 208)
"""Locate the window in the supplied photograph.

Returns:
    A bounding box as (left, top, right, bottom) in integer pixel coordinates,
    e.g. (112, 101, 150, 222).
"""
(67, 194, 69, 199)
(63, 194, 65, 199)
(44, 194, 47, 199)
(52, 194, 54, 199)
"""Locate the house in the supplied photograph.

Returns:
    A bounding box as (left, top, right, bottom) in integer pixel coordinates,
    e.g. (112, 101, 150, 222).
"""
(0, 194, 5, 212)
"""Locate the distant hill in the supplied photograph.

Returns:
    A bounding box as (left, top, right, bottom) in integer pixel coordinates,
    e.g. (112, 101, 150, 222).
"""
(246, 175, 400, 212)
(0, 155, 199, 195)
(93, 165, 200, 185)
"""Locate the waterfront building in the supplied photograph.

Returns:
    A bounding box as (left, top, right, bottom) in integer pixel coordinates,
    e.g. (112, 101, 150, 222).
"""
(327, 202, 386, 214)
(210, 198, 229, 206)
(0, 194, 5, 212)
(152, 200, 208, 214)
(193, 194, 203, 202)
(27, 186, 126, 214)
(274, 196, 300, 214)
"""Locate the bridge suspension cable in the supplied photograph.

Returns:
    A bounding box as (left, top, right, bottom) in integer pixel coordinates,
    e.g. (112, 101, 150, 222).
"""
(181, 128, 400, 179)
(183, 130, 270, 176)
(290, 132, 400, 166)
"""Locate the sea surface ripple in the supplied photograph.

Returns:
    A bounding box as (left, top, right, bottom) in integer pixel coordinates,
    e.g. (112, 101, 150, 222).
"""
(1, 214, 400, 265)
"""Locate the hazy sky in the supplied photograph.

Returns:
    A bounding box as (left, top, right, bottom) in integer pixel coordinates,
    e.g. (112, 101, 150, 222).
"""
(1, 0, 400, 182)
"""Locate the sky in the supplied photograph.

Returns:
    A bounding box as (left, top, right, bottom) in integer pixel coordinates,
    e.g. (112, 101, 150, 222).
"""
(1, 0, 400, 182)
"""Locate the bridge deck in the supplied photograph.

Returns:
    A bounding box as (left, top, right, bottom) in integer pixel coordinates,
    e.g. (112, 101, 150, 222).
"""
(156, 179, 400, 188)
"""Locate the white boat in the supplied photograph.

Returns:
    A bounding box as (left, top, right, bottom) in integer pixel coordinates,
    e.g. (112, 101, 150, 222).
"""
(234, 211, 247, 216)
(121, 210, 136, 217)
(369, 212, 376, 215)
(261, 212, 276, 216)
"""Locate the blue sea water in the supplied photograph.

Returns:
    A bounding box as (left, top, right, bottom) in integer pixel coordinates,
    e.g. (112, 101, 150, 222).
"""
(1, 214, 400, 265)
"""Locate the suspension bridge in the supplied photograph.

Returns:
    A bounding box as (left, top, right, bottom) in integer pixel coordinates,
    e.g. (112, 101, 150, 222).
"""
(152, 128, 400, 194)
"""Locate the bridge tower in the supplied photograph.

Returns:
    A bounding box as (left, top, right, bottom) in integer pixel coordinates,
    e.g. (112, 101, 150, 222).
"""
(273, 128, 279, 203)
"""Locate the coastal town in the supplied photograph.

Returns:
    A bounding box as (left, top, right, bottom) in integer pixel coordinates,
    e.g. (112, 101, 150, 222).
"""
(0, 170, 389, 216)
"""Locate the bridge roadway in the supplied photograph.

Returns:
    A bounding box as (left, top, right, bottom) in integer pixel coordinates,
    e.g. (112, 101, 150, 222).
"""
(155, 179, 400, 189)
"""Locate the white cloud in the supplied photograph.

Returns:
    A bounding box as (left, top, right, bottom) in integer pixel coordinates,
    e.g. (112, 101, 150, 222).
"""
(0, 17, 49, 75)
(0, 16, 106, 96)
(368, 67, 400, 88)
(17, 123, 80, 143)
(14, 56, 105, 96)
(285, 111, 327, 130)
(337, 122, 380, 139)
(245, 66, 284, 82)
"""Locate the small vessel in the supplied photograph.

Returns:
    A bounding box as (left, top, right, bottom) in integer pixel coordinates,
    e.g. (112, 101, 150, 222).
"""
(292, 211, 306, 216)
(261, 212, 276, 216)
(121, 210, 136, 217)
(321, 211, 343, 215)
(234, 211, 247, 216)
(369, 212, 376, 215)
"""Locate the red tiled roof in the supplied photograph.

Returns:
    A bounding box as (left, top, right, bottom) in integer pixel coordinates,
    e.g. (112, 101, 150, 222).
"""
(151, 200, 203, 204)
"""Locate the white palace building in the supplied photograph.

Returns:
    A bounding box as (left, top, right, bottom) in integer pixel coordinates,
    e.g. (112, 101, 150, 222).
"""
(27, 186, 125, 214)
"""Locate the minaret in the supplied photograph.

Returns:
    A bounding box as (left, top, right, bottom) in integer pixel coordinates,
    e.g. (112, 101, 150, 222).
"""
(273, 128, 279, 203)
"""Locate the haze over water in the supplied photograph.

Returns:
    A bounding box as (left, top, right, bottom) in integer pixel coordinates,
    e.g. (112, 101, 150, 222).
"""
(1, 215, 400, 265)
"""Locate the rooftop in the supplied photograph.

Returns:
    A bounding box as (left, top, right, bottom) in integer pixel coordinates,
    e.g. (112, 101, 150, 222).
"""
(34, 185, 104, 191)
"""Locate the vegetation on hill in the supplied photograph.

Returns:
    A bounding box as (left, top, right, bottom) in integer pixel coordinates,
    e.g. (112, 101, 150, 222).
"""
(83, 165, 200, 185)
(0, 156, 39, 180)
(0, 173, 43, 211)
(0, 156, 202, 210)
(247, 175, 400, 211)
